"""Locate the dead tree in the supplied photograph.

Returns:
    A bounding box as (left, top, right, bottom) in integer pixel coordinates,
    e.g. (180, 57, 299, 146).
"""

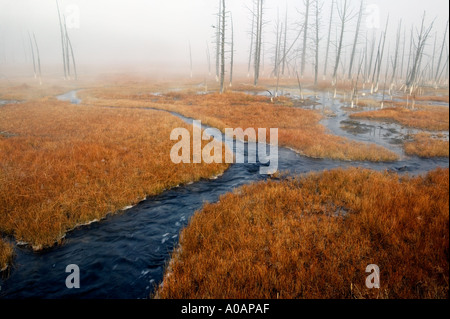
(400, 29, 407, 80)
(365, 30, 376, 84)
(313, 0, 323, 85)
(56, 0, 67, 79)
(347, 0, 364, 80)
(253, 0, 264, 86)
(229, 13, 234, 87)
(323, 0, 334, 77)
(281, 7, 288, 76)
(332, 0, 353, 82)
(206, 41, 211, 76)
(216, 0, 222, 82)
(247, 1, 255, 77)
(220, 0, 226, 93)
(272, 9, 282, 78)
(406, 12, 434, 88)
(434, 20, 449, 85)
(300, 0, 311, 77)
(32, 33, 42, 84)
(371, 16, 389, 92)
(28, 32, 36, 79)
(390, 20, 403, 84)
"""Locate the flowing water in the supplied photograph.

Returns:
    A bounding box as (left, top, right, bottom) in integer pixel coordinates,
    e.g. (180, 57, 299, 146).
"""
(0, 90, 448, 299)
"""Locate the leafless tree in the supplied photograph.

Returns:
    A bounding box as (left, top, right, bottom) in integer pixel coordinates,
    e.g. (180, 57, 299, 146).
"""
(347, 0, 364, 79)
(300, 0, 311, 77)
(56, 0, 67, 79)
(323, 0, 334, 77)
(406, 12, 434, 88)
(332, 0, 354, 82)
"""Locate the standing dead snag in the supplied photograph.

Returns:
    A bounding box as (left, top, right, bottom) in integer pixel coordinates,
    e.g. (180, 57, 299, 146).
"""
(32, 33, 42, 85)
(313, 0, 323, 85)
(323, 0, 334, 78)
(229, 13, 234, 87)
(300, 0, 311, 77)
(253, 0, 264, 86)
(56, 0, 77, 81)
(435, 20, 449, 85)
(347, 0, 364, 80)
(406, 12, 434, 89)
(332, 0, 353, 83)
(216, 0, 222, 82)
(220, 0, 226, 93)
(56, 0, 67, 79)
(28, 32, 37, 80)
(390, 20, 403, 84)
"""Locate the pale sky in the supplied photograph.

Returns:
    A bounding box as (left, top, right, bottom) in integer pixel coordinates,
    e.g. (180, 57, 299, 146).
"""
(0, 0, 448, 77)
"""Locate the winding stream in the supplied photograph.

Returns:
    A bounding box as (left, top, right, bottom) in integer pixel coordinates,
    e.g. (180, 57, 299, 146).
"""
(0, 90, 448, 299)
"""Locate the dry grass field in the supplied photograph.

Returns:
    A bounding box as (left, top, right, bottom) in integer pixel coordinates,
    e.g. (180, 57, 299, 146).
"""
(157, 168, 449, 299)
(350, 106, 449, 131)
(405, 133, 450, 158)
(0, 97, 229, 267)
(80, 89, 399, 162)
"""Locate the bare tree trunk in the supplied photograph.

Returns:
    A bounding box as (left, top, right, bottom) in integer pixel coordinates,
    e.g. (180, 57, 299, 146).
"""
(366, 31, 376, 84)
(435, 21, 448, 84)
(67, 34, 77, 80)
(407, 12, 434, 88)
(32, 33, 42, 85)
(254, 0, 264, 86)
(272, 9, 281, 78)
(281, 6, 288, 76)
(206, 41, 211, 76)
(400, 29, 406, 80)
(28, 32, 36, 79)
(314, 0, 321, 85)
(332, 0, 350, 82)
(300, 0, 311, 77)
(374, 16, 389, 90)
(230, 13, 234, 87)
(348, 0, 364, 80)
(323, 0, 334, 77)
(220, 0, 226, 93)
(248, 1, 255, 78)
(216, 0, 222, 82)
(56, 0, 67, 79)
(64, 17, 71, 79)
(391, 20, 402, 83)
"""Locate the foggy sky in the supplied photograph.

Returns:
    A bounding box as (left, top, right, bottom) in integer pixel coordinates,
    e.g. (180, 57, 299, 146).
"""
(0, 0, 448, 77)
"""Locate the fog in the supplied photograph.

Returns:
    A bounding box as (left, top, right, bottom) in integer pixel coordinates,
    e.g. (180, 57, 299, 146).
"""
(0, 0, 448, 77)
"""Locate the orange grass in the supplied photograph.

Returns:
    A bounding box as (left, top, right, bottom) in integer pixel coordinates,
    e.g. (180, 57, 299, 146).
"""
(0, 239, 13, 271)
(397, 95, 449, 104)
(0, 82, 76, 101)
(0, 99, 229, 253)
(80, 90, 399, 162)
(350, 106, 449, 131)
(157, 168, 449, 299)
(404, 133, 450, 158)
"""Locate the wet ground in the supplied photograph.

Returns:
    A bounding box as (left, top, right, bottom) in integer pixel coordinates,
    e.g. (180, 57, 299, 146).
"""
(0, 90, 448, 299)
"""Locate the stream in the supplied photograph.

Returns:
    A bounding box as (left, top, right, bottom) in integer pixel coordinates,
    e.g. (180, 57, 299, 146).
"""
(0, 90, 448, 299)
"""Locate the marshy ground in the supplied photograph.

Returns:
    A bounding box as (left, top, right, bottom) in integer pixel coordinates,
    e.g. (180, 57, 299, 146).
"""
(0, 76, 448, 298)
